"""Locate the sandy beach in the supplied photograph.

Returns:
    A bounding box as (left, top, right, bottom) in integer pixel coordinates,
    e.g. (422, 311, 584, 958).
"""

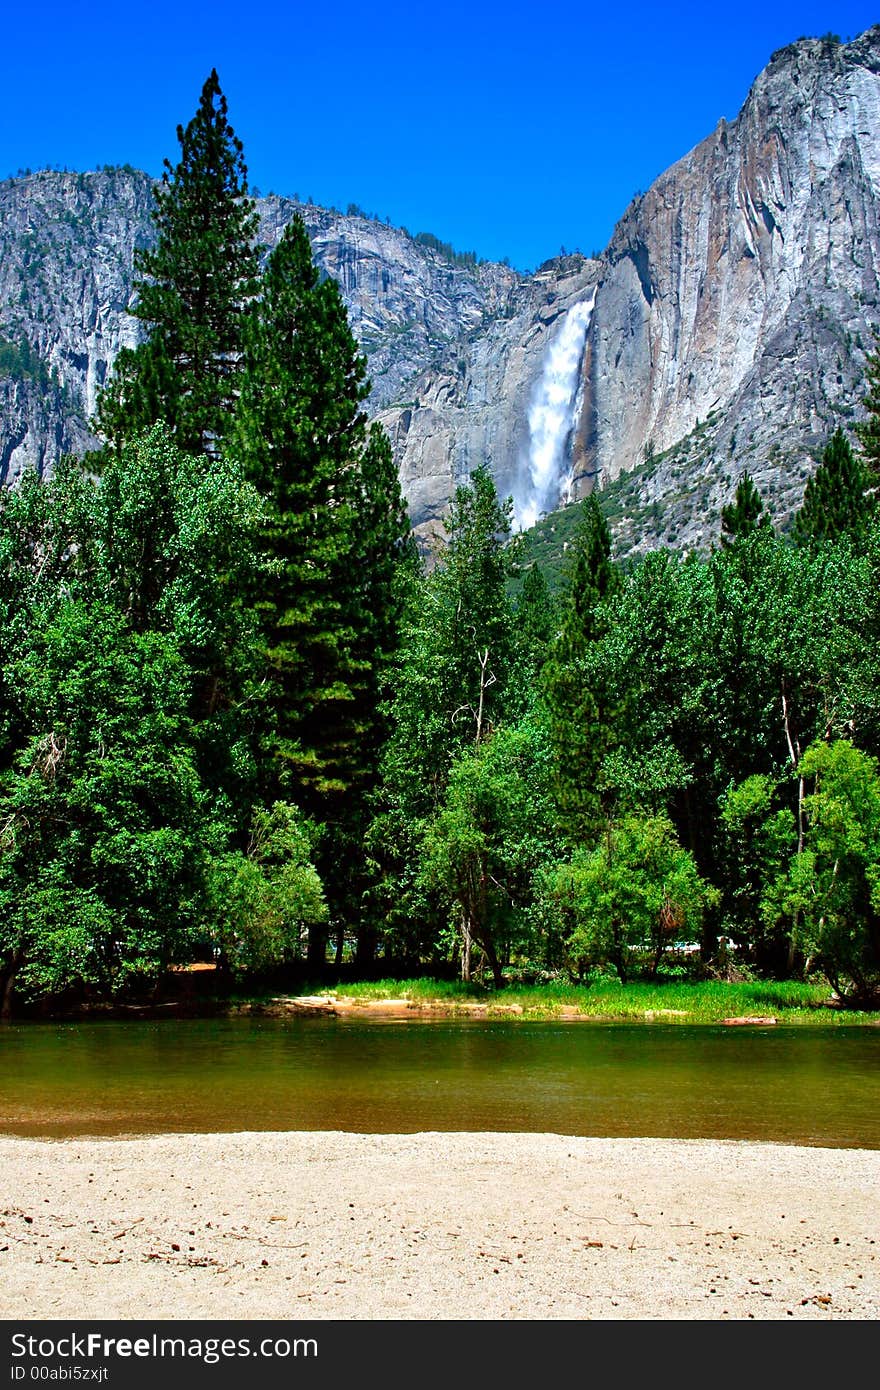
(0, 1131, 877, 1320)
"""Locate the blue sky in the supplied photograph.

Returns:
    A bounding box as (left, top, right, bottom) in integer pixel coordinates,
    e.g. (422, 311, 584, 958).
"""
(2, 2, 877, 268)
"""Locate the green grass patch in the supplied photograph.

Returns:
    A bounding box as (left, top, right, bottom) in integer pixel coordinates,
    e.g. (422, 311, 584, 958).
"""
(287, 976, 875, 1023)
(329, 978, 483, 1002)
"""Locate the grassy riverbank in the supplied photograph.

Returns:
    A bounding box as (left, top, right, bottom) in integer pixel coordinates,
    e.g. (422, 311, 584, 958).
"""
(281, 977, 878, 1024)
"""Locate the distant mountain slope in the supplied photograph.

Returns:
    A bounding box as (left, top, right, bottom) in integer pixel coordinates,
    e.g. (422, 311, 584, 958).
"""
(1, 27, 879, 554)
(576, 27, 880, 554)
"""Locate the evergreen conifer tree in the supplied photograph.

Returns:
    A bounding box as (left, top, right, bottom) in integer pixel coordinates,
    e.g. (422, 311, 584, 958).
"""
(96, 70, 259, 458)
(855, 333, 880, 482)
(377, 465, 513, 828)
(231, 215, 366, 807)
(542, 493, 619, 840)
(430, 466, 515, 758)
(515, 563, 555, 689)
(230, 215, 412, 962)
(346, 423, 416, 964)
(350, 422, 417, 765)
(720, 470, 771, 546)
(793, 428, 872, 545)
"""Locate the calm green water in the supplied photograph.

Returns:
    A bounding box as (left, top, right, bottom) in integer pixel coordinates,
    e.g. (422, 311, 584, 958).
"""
(0, 1017, 878, 1147)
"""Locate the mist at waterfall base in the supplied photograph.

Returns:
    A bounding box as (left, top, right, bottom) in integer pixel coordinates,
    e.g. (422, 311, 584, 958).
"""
(513, 292, 596, 533)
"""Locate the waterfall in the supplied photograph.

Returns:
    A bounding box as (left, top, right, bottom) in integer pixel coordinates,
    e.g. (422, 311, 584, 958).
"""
(513, 290, 596, 531)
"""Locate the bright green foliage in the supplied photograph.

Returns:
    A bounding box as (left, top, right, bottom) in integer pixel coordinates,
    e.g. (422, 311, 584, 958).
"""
(765, 740, 880, 1002)
(543, 815, 713, 983)
(207, 802, 327, 974)
(381, 466, 513, 819)
(604, 529, 871, 888)
(793, 430, 872, 545)
(348, 422, 416, 786)
(542, 493, 619, 838)
(230, 214, 412, 962)
(512, 562, 555, 697)
(717, 774, 797, 969)
(367, 468, 514, 964)
(230, 214, 368, 810)
(419, 719, 560, 983)
(95, 71, 259, 457)
(720, 470, 771, 546)
(0, 601, 215, 1003)
(86, 428, 265, 810)
(593, 550, 703, 822)
(9, 65, 880, 1006)
(434, 464, 515, 752)
(854, 520, 880, 755)
(855, 333, 880, 482)
(0, 428, 272, 1012)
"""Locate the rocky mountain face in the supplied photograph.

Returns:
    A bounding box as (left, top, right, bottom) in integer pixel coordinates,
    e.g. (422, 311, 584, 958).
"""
(578, 27, 880, 554)
(1, 27, 879, 554)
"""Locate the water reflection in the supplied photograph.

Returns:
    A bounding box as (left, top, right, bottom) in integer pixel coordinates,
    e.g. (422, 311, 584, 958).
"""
(0, 1017, 877, 1148)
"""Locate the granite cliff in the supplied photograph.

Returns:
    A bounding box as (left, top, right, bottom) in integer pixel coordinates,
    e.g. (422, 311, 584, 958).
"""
(578, 27, 880, 553)
(1, 28, 878, 553)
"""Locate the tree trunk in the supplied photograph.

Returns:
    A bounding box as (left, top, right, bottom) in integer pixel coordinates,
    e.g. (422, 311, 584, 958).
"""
(333, 922, 345, 969)
(781, 680, 805, 971)
(307, 924, 328, 970)
(460, 910, 472, 983)
(612, 934, 627, 984)
(1, 951, 22, 1022)
(354, 926, 378, 969)
(480, 934, 504, 990)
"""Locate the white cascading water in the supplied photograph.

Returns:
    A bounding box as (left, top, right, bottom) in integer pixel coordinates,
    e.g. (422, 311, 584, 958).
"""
(513, 289, 596, 531)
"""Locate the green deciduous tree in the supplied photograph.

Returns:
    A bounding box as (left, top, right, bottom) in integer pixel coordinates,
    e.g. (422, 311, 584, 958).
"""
(207, 802, 327, 975)
(542, 814, 713, 983)
(95, 70, 259, 458)
(382, 466, 514, 818)
(717, 773, 797, 970)
(0, 427, 295, 1016)
(420, 719, 559, 983)
(764, 739, 880, 1003)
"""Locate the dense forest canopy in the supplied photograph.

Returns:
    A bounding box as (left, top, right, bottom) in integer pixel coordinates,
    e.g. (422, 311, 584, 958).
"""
(1, 73, 880, 1016)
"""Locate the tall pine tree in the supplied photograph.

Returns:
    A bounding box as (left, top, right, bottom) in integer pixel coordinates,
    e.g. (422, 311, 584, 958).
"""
(231, 215, 366, 808)
(96, 70, 259, 458)
(375, 467, 514, 833)
(542, 493, 619, 840)
(856, 333, 880, 482)
(230, 215, 412, 962)
(720, 470, 771, 546)
(793, 428, 872, 545)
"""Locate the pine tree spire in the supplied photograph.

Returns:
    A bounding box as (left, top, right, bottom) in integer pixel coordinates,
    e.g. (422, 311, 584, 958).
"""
(542, 493, 619, 839)
(855, 333, 880, 482)
(230, 214, 411, 818)
(95, 70, 259, 458)
(793, 428, 872, 545)
(720, 470, 771, 547)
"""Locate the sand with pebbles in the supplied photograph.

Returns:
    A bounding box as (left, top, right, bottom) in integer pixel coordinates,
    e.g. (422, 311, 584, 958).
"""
(1, 1130, 877, 1320)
